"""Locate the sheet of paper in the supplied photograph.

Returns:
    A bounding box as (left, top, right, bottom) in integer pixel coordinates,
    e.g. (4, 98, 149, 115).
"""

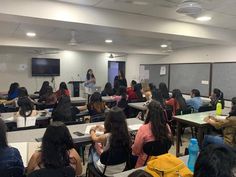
(160, 66, 166, 75)
(128, 124, 143, 131)
(9, 142, 28, 167)
(26, 117, 37, 127)
(215, 115, 227, 120)
(84, 125, 104, 135)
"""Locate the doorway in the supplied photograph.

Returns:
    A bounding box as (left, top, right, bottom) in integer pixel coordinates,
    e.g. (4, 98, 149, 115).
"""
(108, 61, 126, 86)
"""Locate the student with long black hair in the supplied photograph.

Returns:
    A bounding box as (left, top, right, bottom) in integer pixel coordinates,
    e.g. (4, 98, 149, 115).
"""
(165, 89, 187, 115)
(159, 82, 169, 100)
(0, 118, 24, 174)
(117, 86, 128, 109)
(203, 97, 236, 148)
(55, 82, 70, 99)
(210, 88, 225, 109)
(7, 82, 19, 100)
(194, 144, 236, 177)
(27, 122, 82, 176)
(89, 107, 131, 176)
(132, 100, 172, 168)
(101, 82, 114, 96)
(149, 83, 164, 105)
(39, 81, 49, 98)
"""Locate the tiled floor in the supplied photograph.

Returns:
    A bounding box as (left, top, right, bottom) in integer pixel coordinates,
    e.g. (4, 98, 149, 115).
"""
(79, 129, 192, 176)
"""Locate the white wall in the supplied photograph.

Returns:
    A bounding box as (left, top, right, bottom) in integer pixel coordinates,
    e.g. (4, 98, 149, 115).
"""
(0, 50, 126, 94)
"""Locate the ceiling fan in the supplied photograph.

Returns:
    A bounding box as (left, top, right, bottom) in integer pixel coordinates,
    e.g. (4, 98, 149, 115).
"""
(68, 30, 78, 46)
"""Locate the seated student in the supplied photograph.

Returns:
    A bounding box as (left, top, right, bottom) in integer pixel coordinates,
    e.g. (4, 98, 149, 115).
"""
(52, 90, 72, 122)
(7, 82, 19, 100)
(39, 81, 49, 99)
(194, 144, 236, 177)
(203, 97, 236, 148)
(113, 79, 120, 96)
(186, 89, 203, 112)
(55, 82, 70, 99)
(101, 82, 114, 96)
(89, 107, 131, 176)
(27, 121, 82, 176)
(165, 89, 188, 115)
(159, 82, 170, 100)
(15, 96, 38, 128)
(87, 92, 106, 116)
(210, 88, 225, 109)
(117, 86, 128, 110)
(0, 118, 24, 175)
(127, 80, 137, 99)
(149, 83, 164, 105)
(132, 83, 144, 101)
(132, 100, 172, 168)
(38, 86, 57, 105)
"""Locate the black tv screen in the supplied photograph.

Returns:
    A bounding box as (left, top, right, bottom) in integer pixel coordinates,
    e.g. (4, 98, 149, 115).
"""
(32, 58, 60, 76)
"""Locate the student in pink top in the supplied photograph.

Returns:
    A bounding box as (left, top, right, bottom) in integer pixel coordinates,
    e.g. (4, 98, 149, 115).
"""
(132, 100, 172, 168)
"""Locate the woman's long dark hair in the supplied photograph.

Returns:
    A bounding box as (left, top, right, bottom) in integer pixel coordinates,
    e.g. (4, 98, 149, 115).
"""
(103, 82, 113, 96)
(145, 100, 170, 141)
(39, 81, 49, 97)
(172, 89, 187, 110)
(159, 82, 169, 99)
(119, 70, 125, 79)
(134, 83, 143, 99)
(41, 122, 74, 169)
(86, 69, 95, 80)
(229, 97, 236, 116)
(8, 82, 19, 99)
(89, 92, 105, 113)
(17, 97, 34, 117)
(104, 107, 131, 149)
(18, 87, 29, 98)
(118, 86, 127, 109)
(0, 118, 8, 149)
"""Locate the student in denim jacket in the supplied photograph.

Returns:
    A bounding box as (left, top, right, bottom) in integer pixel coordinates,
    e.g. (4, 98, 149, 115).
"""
(0, 118, 24, 173)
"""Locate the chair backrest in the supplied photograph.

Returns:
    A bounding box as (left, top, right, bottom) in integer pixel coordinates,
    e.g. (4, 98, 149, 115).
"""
(143, 139, 171, 165)
(28, 166, 75, 177)
(0, 167, 24, 177)
(198, 105, 214, 112)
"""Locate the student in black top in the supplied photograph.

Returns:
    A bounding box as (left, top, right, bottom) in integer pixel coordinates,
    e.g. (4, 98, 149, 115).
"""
(114, 70, 127, 87)
(52, 89, 72, 122)
(133, 83, 144, 101)
(159, 82, 169, 100)
(87, 92, 106, 116)
(39, 81, 49, 98)
(101, 82, 114, 96)
(117, 86, 128, 110)
(210, 88, 225, 109)
(149, 83, 164, 105)
(113, 79, 120, 95)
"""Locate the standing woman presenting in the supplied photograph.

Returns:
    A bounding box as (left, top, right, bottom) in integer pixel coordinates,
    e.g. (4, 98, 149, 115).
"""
(85, 69, 96, 99)
(114, 70, 127, 87)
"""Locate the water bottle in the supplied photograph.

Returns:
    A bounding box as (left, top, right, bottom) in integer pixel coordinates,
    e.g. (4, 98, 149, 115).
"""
(187, 138, 199, 172)
(216, 100, 222, 116)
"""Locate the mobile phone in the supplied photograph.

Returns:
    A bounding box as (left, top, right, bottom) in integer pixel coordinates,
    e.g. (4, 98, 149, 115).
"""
(73, 131, 84, 136)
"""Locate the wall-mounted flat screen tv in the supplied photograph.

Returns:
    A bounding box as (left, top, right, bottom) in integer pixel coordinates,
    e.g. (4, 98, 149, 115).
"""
(32, 58, 60, 76)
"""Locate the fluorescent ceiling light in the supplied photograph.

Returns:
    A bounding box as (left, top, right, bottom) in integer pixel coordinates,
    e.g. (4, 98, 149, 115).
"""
(105, 39, 113, 43)
(196, 16, 212, 22)
(26, 32, 36, 37)
(160, 44, 168, 48)
(132, 1, 149, 5)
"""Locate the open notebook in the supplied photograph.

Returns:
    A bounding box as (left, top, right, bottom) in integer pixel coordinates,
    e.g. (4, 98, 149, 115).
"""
(9, 142, 41, 167)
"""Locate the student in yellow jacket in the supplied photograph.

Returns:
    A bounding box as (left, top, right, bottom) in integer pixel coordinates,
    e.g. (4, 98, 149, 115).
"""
(203, 97, 236, 148)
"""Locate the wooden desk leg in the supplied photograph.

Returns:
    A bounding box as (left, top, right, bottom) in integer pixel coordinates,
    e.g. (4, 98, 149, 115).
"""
(197, 127, 204, 149)
(176, 121, 182, 157)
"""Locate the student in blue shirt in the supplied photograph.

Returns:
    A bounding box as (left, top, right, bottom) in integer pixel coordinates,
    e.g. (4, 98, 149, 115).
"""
(186, 89, 203, 112)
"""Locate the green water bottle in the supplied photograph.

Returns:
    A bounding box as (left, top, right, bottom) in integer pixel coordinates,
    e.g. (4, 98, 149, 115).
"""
(216, 100, 222, 115)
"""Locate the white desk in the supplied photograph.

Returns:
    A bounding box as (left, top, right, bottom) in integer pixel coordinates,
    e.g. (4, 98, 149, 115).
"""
(70, 97, 87, 104)
(102, 96, 116, 103)
(114, 155, 189, 177)
(128, 102, 147, 111)
(7, 118, 143, 144)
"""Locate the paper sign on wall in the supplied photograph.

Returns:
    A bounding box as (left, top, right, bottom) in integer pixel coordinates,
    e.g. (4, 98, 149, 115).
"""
(160, 66, 167, 75)
(18, 64, 28, 71)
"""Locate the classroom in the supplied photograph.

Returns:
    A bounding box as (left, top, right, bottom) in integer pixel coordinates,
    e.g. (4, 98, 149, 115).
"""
(0, 1, 236, 177)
